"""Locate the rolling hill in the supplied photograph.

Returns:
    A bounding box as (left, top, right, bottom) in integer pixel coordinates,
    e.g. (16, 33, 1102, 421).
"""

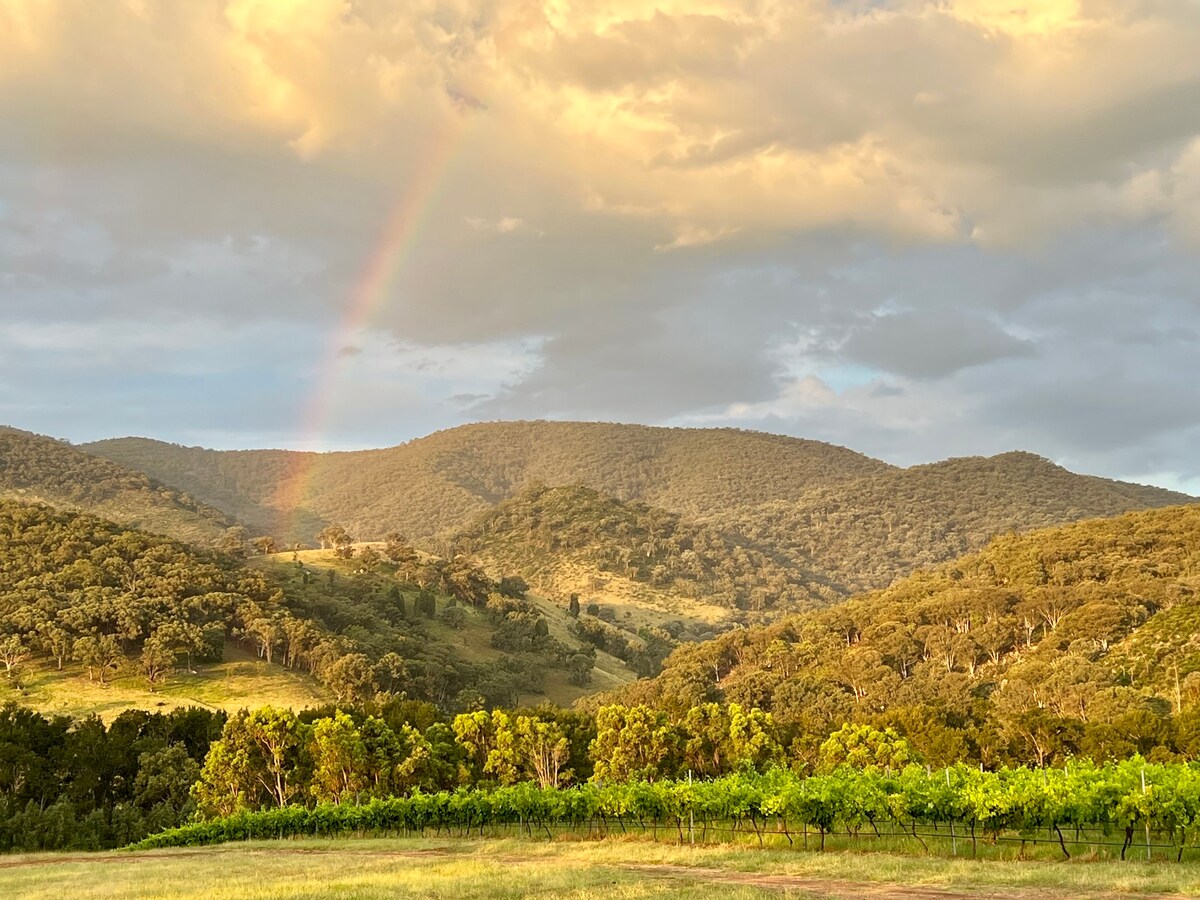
(448, 483, 842, 614)
(594, 503, 1200, 765)
(0, 427, 238, 546)
(708, 449, 1192, 592)
(83, 420, 1193, 593)
(0, 499, 636, 718)
(82, 422, 891, 543)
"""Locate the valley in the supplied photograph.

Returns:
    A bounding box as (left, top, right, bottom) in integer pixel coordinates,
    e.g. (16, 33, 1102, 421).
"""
(3, 419, 1200, 876)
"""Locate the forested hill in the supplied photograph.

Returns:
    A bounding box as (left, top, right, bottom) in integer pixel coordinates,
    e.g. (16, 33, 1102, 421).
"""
(597, 504, 1200, 765)
(82, 421, 891, 542)
(0, 427, 237, 546)
(83, 420, 1192, 594)
(78, 437, 317, 540)
(448, 483, 842, 612)
(709, 450, 1192, 592)
(0, 500, 638, 712)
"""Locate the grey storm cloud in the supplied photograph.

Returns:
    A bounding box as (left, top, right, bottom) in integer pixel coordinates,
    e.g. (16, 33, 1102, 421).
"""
(1, 0, 1199, 491)
(837, 310, 1036, 380)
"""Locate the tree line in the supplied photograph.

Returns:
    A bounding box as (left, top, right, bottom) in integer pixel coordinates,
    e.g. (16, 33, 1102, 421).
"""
(0, 704, 224, 852)
(15, 693, 1200, 853)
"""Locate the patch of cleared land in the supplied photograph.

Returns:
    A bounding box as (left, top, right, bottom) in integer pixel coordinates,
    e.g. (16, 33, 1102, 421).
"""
(4, 837, 1200, 900)
(0, 645, 328, 723)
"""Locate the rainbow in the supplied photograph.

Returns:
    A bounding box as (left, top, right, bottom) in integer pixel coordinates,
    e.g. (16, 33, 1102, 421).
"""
(273, 122, 468, 542)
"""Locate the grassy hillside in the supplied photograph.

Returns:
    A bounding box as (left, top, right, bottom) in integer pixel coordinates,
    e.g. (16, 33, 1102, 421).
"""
(253, 545, 637, 708)
(601, 504, 1200, 766)
(0, 427, 237, 546)
(449, 483, 841, 614)
(0, 645, 327, 723)
(83, 421, 1193, 594)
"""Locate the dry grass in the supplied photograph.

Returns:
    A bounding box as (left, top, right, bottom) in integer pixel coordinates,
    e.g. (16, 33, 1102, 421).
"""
(0, 645, 328, 723)
(5, 836, 1200, 899)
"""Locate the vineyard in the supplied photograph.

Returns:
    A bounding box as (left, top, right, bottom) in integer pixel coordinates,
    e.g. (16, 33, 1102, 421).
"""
(134, 758, 1200, 862)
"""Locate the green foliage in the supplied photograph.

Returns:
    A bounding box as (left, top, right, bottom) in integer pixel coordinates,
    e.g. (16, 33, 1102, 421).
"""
(0, 703, 224, 852)
(194, 707, 305, 816)
(0, 500, 388, 701)
(453, 483, 836, 611)
(590, 705, 680, 783)
(0, 499, 613, 713)
(708, 450, 1192, 593)
(84, 422, 1191, 594)
(818, 723, 921, 772)
(309, 712, 368, 804)
(608, 505, 1200, 768)
(0, 427, 236, 546)
(132, 758, 1200, 860)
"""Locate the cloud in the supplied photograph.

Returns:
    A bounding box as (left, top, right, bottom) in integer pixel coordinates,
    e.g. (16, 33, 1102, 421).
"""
(465, 215, 543, 236)
(838, 309, 1037, 379)
(0, 1, 1198, 491)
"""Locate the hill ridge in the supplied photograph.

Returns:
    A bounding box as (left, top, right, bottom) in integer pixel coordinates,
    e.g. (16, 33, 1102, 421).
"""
(0, 427, 239, 546)
(77, 420, 1195, 595)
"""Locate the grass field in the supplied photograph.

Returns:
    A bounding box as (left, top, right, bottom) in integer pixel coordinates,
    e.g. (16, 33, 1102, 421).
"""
(5, 836, 1200, 899)
(0, 645, 328, 722)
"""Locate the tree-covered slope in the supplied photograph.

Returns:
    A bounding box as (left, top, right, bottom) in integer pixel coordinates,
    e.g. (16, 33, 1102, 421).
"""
(83, 421, 891, 543)
(601, 504, 1200, 765)
(449, 483, 841, 613)
(71, 436, 316, 539)
(0, 500, 635, 716)
(0, 427, 237, 546)
(82, 421, 1193, 594)
(713, 450, 1192, 592)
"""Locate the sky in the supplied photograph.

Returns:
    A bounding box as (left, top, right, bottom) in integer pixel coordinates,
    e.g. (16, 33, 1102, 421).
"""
(1, 0, 1199, 493)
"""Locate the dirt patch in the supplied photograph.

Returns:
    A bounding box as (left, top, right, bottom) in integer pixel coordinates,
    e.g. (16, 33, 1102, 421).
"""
(620, 863, 1170, 900)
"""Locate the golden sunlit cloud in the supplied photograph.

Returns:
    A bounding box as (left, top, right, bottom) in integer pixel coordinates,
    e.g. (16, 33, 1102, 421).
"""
(1, 0, 1197, 249)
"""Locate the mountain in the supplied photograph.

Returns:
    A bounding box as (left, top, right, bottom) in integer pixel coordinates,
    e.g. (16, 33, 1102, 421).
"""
(448, 483, 842, 614)
(0, 427, 237, 546)
(709, 450, 1191, 592)
(596, 504, 1200, 766)
(82, 421, 891, 543)
(83, 421, 1193, 594)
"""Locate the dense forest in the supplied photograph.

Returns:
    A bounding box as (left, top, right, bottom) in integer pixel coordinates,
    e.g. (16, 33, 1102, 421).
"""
(0, 428, 236, 546)
(83, 421, 1192, 594)
(0, 704, 224, 851)
(707, 450, 1190, 592)
(597, 504, 1200, 768)
(448, 483, 841, 612)
(0, 502, 620, 712)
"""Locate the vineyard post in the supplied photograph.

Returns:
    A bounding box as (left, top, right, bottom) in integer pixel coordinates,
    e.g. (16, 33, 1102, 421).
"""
(1142, 767, 1151, 861)
(946, 769, 957, 856)
(687, 771, 695, 845)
